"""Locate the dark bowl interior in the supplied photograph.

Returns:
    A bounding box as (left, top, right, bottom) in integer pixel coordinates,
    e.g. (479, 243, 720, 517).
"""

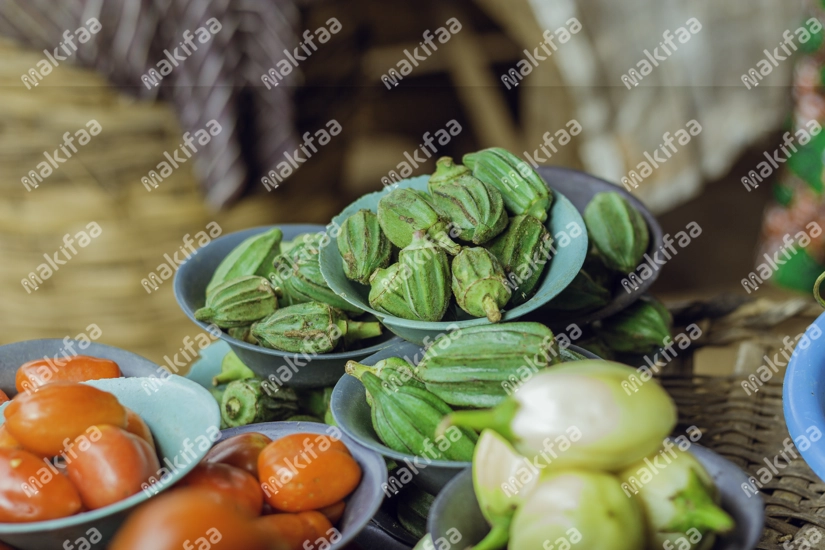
(173, 224, 400, 388)
(0, 339, 162, 397)
(429, 445, 765, 550)
(218, 421, 387, 549)
(535, 166, 664, 327)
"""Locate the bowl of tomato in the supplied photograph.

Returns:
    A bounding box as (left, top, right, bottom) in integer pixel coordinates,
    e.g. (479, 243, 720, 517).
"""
(107, 421, 387, 550)
(0, 376, 219, 550)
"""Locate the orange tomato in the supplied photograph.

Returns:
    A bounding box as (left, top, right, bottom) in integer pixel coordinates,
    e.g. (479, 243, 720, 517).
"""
(0, 390, 9, 404)
(109, 487, 269, 550)
(205, 432, 272, 477)
(124, 408, 156, 452)
(177, 462, 263, 517)
(4, 382, 127, 456)
(0, 425, 20, 451)
(0, 448, 82, 522)
(255, 511, 333, 550)
(258, 433, 361, 512)
(317, 501, 346, 524)
(15, 355, 121, 393)
(65, 425, 160, 510)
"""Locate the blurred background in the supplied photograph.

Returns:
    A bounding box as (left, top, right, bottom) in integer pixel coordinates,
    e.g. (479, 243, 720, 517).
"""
(0, 0, 820, 364)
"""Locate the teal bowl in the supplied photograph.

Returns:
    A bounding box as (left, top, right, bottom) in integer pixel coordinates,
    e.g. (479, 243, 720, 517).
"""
(430, 445, 764, 550)
(331, 340, 598, 495)
(0, 376, 220, 550)
(319, 176, 588, 345)
(217, 421, 387, 549)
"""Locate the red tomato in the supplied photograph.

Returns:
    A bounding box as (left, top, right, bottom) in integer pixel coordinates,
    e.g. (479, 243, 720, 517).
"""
(124, 408, 156, 453)
(258, 433, 361, 512)
(317, 501, 346, 525)
(4, 382, 127, 456)
(177, 462, 263, 517)
(255, 511, 334, 550)
(65, 425, 160, 510)
(0, 448, 82, 522)
(15, 355, 121, 393)
(205, 432, 272, 477)
(109, 487, 269, 550)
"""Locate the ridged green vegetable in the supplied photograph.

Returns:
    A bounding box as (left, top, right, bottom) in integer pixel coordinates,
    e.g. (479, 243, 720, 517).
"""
(227, 325, 258, 345)
(368, 263, 412, 319)
(347, 358, 425, 407)
(427, 156, 471, 195)
(398, 231, 452, 322)
(598, 297, 672, 354)
(451, 248, 511, 322)
(397, 486, 436, 539)
(416, 323, 560, 408)
(206, 228, 283, 296)
(195, 276, 277, 328)
(274, 234, 363, 314)
(463, 148, 552, 222)
(252, 302, 382, 353)
(220, 379, 299, 427)
(338, 209, 393, 285)
(430, 176, 508, 245)
(545, 270, 611, 312)
(377, 188, 461, 254)
(355, 370, 477, 461)
(584, 192, 649, 274)
(486, 214, 552, 306)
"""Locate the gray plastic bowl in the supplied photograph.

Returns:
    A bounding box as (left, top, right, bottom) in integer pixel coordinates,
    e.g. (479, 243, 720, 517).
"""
(0, 376, 220, 550)
(174, 224, 401, 388)
(319, 175, 588, 345)
(331, 339, 598, 495)
(217, 421, 386, 550)
(0, 339, 165, 395)
(536, 166, 664, 326)
(429, 445, 764, 550)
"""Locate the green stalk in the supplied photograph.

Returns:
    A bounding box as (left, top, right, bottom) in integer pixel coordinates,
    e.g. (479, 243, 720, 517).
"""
(345, 360, 378, 380)
(220, 379, 299, 427)
(482, 295, 502, 323)
(665, 471, 734, 534)
(213, 352, 256, 386)
(437, 400, 520, 441)
(472, 522, 510, 550)
(344, 320, 383, 343)
(194, 307, 214, 321)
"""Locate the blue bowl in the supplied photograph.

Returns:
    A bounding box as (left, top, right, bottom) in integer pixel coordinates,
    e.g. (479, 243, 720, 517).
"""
(430, 445, 764, 550)
(319, 175, 588, 345)
(217, 421, 386, 550)
(331, 339, 598, 495)
(0, 376, 219, 550)
(784, 310, 825, 480)
(174, 224, 402, 388)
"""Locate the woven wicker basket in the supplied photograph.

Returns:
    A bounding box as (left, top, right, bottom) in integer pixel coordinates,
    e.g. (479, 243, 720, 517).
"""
(0, 37, 338, 366)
